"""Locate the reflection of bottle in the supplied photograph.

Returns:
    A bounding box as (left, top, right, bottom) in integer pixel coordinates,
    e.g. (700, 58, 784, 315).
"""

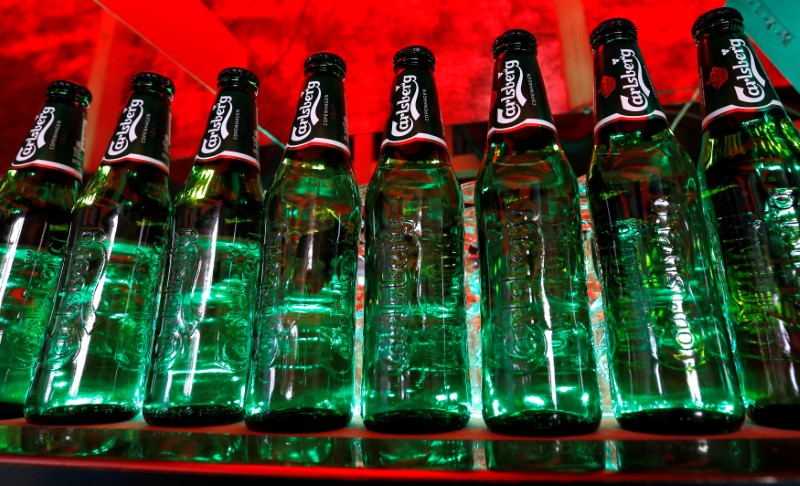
(25, 72, 173, 425)
(486, 439, 606, 473)
(476, 29, 602, 436)
(138, 430, 244, 463)
(0, 81, 90, 418)
(361, 45, 471, 434)
(144, 68, 263, 426)
(586, 19, 744, 434)
(693, 7, 800, 430)
(615, 438, 751, 474)
(21, 426, 139, 458)
(245, 53, 360, 433)
(244, 435, 356, 467)
(360, 438, 474, 470)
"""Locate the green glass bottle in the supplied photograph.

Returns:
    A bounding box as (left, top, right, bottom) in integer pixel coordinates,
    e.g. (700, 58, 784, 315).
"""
(245, 53, 360, 433)
(24, 72, 174, 425)
(0, 81, 90, 418)
(476, 29, 603, 436)
(143, 67, 263, 426)
(361, 45, 471, 434)
(586, 18, 744, 434)
(693, 7, 800, 430)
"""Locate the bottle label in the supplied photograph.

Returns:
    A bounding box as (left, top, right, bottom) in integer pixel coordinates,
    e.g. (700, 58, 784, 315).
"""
(381, 70, 447, 149)
(196, 90, 261, 168)
(698, 35, 783, 128)
(102, 96, 171, 172)
(488, 53, 556, 138)
(286, 75, 350, 155)
(12, 101, 84, 180)
(593, 43, 666, 134)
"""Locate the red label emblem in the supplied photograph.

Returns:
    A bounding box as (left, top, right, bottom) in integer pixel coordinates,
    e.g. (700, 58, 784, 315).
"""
(706, 67, 728, 89)
(599, 76, 616, 98)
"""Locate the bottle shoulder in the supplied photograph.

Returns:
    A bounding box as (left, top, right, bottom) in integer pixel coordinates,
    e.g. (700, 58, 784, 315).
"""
(0, 169, 80, 212)
(701, 111, 800, 167)
(78, 163, 172, 210)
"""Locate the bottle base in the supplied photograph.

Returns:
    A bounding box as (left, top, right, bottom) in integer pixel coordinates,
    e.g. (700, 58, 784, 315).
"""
(748, 404, 800, 430)
(245, 408, 352, 433)
(0, 402, 24, 419)
(616, 408, 744, 435)
(484, 410, 601, 437)
(143, 405, 243, 427)
(363, 409, 470, 434)
(24, 404, 138, 425)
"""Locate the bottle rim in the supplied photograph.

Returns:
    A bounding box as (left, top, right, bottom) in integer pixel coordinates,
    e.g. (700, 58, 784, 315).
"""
(590, 18, 637, 49)
(393, 45, 435, 70)
(492, 29, 537, 57)
(304, 52, 346, 76)
(218, 67, 260, 89)
(47, 80, 92, 104)
(131, 71, 175, 95)
(692, 7, 744, 40)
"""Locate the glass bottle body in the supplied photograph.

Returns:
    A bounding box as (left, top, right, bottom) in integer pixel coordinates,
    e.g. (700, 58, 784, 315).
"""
(246, 147, 360, 433)
(476, 128, 602, 436)
(144, 159, 263, 426)
(24, 161, 171, 424)
(698, 111, 800, 428)
(0, 169, 79, 417)
(588, 120, 744, 434)
(362, 142, 471, 434)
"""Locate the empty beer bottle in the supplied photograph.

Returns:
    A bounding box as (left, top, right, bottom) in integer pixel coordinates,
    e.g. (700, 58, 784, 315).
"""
(245, 53, 360, 433)
(24, 72, 174, 425)
(361, 45, 471, 434)
(586, 18, 744, 434)
(476, 29, 602, 436)
(143, 67, 263, 426)
(693, 7, 800, 430)
(0, 81, 91, 418)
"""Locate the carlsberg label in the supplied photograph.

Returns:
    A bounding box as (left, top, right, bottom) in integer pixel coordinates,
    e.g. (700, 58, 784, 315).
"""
(381, 69, 446, 149)
(102, 95, 170, 172)
(594, 43, 666, 133)
(488, 52, 556, 138)
(699, 35, 783, 128)
(286, 75, 349, 155)
(12, 102, 84, 179)
(196, 90, 260, 167)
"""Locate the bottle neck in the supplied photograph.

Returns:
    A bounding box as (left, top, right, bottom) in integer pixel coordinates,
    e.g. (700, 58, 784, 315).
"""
(11, 95, 87, 181)
(195, 86, 260, 170)
(592, 39, 667, 143)
(381, 65, 447, 152)
(285, 70, 350, 157)
(488, 49, 556, 138)
(696, 29, 785, 130)
(102, 88, 172, 174)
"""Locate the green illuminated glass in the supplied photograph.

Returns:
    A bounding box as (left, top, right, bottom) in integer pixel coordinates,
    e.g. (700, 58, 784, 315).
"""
(0, 81, 89, 418)
(693, 7, 800, 430)
(586, 19, 744, 435)
(24, 73, 174, 425)
(476, 29, 602, 437)
(245, 53, 360, 433)
(143, 68, 263, 426)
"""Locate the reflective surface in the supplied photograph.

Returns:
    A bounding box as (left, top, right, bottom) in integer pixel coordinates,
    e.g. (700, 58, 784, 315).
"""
(1, 418, 800, 482)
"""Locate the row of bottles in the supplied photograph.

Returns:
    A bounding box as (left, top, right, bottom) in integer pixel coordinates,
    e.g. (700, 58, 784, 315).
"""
(0, 6, 799, 438)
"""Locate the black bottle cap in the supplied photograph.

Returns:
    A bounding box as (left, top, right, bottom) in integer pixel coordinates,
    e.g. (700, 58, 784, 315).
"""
(131, 71, 175, 95)
(590, 18, 637, 49)
(393, 45, 435, 70)
(304, 52, 346, 76)
(47, 80, 92, 104)
(692, 7, 744, 40)
(492, 29, 537, 57)
(217, 67, 260, 92)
